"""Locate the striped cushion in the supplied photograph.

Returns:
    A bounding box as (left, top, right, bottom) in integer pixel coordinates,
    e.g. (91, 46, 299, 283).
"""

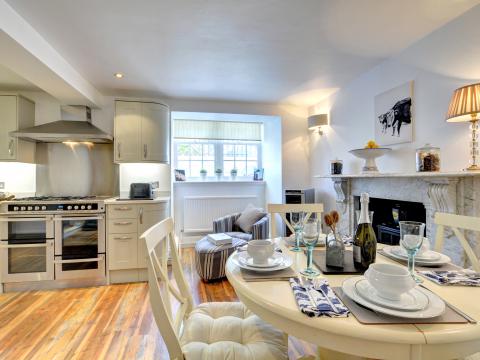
(195, 237, 247, 281)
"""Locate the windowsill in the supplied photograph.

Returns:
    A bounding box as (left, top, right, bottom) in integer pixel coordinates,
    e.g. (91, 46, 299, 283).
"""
(174, 179, 265, 185)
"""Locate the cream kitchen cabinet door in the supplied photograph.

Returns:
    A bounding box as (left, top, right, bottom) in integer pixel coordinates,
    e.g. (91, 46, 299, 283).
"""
(141, 102, 170, 163)
(137, 204, 168, 268)
(114, 100, 170, 163)
(108, 233, 138, 270)
(114, 100, 141, 162)
(0, 94, 35, 163)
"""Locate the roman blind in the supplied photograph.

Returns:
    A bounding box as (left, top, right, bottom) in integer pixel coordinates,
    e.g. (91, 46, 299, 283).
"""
(174, 120, 262, 141)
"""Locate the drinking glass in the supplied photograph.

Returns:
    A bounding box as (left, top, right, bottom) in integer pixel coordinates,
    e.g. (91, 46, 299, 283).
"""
(290, 212, 305, 252)
(399, 221, 425, 283)
(300, 218, 320, 278)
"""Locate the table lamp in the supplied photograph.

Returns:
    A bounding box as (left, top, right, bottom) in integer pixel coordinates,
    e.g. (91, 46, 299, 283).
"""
(446, 83, 480, 171)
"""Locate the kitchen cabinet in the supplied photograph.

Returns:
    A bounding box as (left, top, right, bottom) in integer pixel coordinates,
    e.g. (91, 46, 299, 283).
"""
(0, 94, 35, 163)
(106, 201, 169, 283)
(114, 100, 170, 163)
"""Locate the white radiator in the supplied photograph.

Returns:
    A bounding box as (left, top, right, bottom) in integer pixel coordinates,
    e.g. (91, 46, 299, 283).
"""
(183, 195, 259, 234)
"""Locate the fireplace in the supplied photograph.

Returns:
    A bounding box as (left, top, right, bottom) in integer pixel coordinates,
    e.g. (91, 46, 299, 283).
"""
(354, 196, 426, 245)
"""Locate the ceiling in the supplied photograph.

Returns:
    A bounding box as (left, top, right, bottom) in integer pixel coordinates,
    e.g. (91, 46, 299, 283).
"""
(0, 63, 40, 91)
(5, 0, 480, 106)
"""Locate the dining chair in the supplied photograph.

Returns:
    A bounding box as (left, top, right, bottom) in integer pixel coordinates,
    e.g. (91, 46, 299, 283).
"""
(434, 212, 480, 272)
(141, 217, 288, 360)
(267, 203, 324, 238)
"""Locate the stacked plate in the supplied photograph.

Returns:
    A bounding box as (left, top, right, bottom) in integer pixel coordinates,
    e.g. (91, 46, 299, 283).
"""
(231, 251, 293, 272)
(342, 276, 445, 318)
(383, 245, 451, 266)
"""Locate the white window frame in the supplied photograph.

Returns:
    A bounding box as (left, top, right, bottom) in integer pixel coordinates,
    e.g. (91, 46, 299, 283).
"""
(173, 139, 262, 179)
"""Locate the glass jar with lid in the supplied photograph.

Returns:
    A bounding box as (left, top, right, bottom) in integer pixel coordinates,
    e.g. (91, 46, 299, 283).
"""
(330, 159, 343, 175)
(416, 144, 440, 172)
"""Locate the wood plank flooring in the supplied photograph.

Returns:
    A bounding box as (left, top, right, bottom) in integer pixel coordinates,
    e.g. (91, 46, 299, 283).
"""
(0, 248, 315, 360)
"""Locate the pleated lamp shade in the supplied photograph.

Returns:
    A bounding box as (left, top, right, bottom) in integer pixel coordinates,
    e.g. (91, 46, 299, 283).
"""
(446, 83, 480, 122)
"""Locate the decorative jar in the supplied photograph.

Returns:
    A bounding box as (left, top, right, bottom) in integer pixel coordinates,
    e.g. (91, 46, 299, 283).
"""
(416, 144, 440, 172)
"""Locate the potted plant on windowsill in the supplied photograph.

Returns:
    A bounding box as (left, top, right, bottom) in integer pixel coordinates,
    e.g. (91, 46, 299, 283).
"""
(200, 169, 207, 180)
(230, 169, 238, 180)
(215, 168, 223, 180)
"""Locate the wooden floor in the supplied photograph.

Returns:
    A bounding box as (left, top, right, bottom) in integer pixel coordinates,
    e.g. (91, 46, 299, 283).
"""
(0, 248, 315, 359)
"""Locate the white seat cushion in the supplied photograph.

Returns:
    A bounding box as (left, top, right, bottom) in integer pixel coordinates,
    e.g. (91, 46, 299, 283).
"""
(180, 302, 288, 360)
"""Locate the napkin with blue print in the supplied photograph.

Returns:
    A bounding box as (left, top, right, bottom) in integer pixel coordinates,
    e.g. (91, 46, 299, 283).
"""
(290, 277, 349, 317)
(420, 270, 480, 286)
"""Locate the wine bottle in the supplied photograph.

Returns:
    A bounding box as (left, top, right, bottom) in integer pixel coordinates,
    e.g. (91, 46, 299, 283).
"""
(353, 192, 377, 269)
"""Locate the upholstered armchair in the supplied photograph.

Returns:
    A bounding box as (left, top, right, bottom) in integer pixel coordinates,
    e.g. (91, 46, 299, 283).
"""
(213, 212, 269, 241)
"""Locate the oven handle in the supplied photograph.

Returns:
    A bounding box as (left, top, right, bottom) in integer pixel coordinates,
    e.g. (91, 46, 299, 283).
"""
(0, 217, 52, 222)
(0, 242, 52, 248)
(54, 254, 105, 264)
(54, 216, 104, 221)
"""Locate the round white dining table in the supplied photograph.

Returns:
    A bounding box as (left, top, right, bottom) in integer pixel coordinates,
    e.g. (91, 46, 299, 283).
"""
(225, 238, 480, 360)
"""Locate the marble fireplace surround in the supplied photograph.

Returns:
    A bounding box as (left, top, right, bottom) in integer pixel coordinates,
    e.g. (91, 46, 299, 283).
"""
(315, 171, 480, 265)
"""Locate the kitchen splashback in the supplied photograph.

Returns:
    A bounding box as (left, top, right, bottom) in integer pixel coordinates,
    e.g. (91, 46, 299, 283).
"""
(36, 142, 118, 196)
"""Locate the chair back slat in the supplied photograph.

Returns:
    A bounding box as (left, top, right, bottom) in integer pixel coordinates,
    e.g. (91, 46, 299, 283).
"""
(141, 217, 193, 360)
(434, 212, 480, 271)
(267, 203, 324, 238)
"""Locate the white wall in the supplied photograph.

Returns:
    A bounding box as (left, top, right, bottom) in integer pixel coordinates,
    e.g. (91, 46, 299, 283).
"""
(309, 5, 480, 213)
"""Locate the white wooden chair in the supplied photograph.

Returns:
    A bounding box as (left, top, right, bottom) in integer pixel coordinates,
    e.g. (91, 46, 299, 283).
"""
(267, 203, 324, 238)
(434, 212, 480, 272)
(141, 217, 288, 360)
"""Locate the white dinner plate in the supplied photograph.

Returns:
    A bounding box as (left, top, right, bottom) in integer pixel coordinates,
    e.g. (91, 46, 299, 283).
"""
(354, 278, 429, 311)
(383, 246, 451, 266)
(231, 252, 293, 272)
(390, 246, 441, 261)
(343, 276, 445, 319)
(238, 252, 284, 268)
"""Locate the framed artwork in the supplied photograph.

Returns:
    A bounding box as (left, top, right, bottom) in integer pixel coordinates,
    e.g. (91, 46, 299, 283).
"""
(374, 81, 414, 146)
(174, 169, 186, 182)
(253, 168, 264, 181)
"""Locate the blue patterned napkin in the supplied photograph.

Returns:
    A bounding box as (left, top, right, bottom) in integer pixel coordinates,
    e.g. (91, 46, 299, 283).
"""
(290, 278, 349, 317)
(420, 270, 480, 286)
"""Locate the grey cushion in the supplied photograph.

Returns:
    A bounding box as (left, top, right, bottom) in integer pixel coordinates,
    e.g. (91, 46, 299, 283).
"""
(225, 232, 252, 241)
(234, 204, 266, 233)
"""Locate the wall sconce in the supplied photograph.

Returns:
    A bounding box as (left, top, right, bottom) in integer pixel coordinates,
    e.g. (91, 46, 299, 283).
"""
(308, 114, 329, 135)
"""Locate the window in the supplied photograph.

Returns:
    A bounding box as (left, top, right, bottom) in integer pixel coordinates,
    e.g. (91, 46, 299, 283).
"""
(173, 119, 262, 179)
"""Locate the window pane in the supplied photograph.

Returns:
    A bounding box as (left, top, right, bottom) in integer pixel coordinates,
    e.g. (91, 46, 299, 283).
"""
(190, 161, 202, 177)
(223, 160, 235, 174)
(223, 144, 235, 160)
(177, 161, 190, 176)
(190, 144, 202, 160)
(177, 144, 190, 160)
(247, 161, 258, 176)
(203, 161, 215, 175)
(247, 145, 258, 160)
(235, 145, 246, 156)
(236, 162, 247, 176)
(203, 144, 215, 160)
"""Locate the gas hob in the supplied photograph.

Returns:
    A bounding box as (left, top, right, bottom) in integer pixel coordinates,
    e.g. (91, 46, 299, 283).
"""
(0, 195, 110, 215)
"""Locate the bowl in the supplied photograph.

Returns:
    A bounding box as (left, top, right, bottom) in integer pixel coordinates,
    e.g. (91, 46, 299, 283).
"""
(247, 240, 275, 265)
(364, 263, 416, 301)
(349, 148, 392, 173)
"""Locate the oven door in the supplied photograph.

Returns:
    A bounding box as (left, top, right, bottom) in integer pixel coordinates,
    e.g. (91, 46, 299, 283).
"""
(0, 216, 55, 282)
(54, 215, 106, 280)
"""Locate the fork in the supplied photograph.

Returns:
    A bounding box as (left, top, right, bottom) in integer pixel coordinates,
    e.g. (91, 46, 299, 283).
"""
(312, 278, 340, 313)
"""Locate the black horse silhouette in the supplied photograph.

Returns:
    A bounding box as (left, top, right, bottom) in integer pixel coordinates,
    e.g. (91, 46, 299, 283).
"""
(378, 98, 412, 136)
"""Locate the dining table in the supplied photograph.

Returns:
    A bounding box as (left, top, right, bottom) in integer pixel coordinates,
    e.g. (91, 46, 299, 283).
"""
(225, 238, 480, 360)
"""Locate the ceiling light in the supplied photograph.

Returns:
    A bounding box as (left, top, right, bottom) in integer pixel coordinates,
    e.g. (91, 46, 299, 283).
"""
(114, 72, 124, 79)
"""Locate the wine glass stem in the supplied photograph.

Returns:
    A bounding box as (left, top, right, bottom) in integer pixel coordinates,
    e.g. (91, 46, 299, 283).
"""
(306, 246, 313, 270)
(408, 252, 415, 277)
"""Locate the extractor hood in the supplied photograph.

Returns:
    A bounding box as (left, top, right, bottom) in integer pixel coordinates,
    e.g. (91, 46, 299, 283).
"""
(10, 105, 113, 143)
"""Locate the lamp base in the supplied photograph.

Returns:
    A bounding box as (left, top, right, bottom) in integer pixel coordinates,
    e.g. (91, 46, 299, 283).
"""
(466, 164, 480, 171)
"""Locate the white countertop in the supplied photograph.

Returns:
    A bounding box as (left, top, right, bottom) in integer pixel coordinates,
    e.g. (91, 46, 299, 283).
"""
(104, 196, 170, 205)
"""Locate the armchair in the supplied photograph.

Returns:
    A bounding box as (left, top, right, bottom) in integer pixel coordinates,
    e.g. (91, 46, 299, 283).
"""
(213, 212, 269, 241)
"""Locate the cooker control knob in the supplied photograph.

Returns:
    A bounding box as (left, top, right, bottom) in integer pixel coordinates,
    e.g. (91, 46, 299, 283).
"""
(34, 206, 40, 210)
(13, 206, 19, 211)
(21, 206, 26, 211)
(87, 205, 92, 210)
(80, 205, 85, 210)
(41, 206, 47, 210)
(74, 205, 79, 210)
(27, 206, 33, 210)
(67, 205, 72, 210)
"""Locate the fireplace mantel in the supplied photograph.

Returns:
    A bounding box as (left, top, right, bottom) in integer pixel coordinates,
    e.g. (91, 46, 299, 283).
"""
(314, 171, 480, 265)
(314, 170, 480, 179)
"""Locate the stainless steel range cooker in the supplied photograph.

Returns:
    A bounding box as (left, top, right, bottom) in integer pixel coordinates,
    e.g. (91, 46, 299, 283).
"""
(0, 196, 108, 290)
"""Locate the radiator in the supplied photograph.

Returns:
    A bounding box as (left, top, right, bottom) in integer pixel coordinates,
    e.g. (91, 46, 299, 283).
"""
(183, 195, 259, 234)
